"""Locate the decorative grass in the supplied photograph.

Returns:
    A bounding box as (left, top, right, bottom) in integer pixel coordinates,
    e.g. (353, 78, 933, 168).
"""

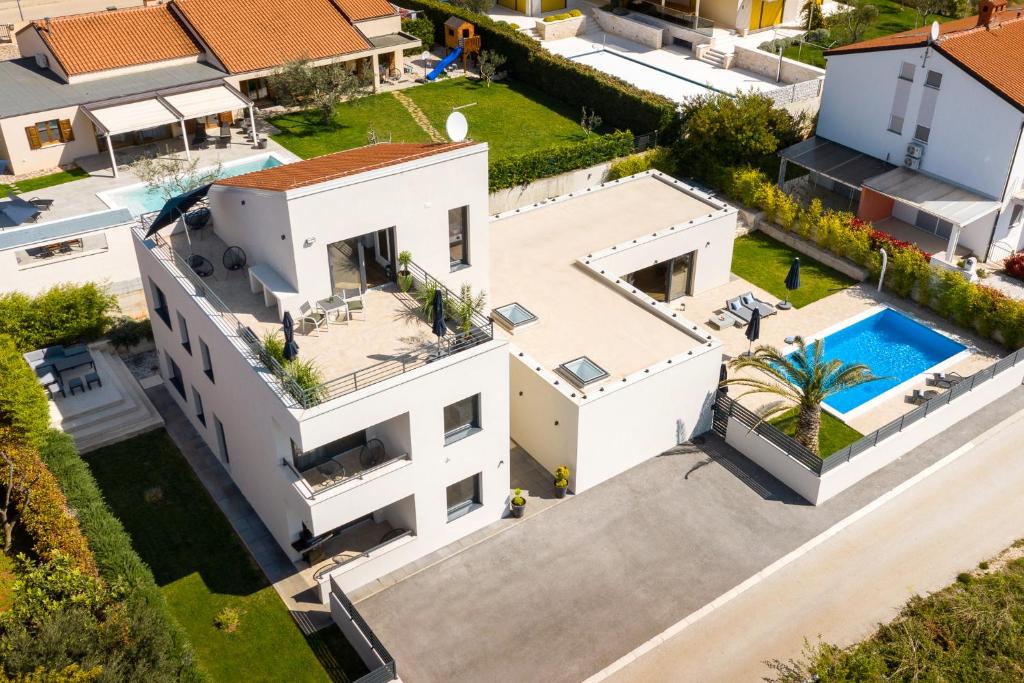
(731, 231, 855, 308)
(770, 407, 863, 457)
(0, 166, 89, 197)
(83, 430, 368, 682)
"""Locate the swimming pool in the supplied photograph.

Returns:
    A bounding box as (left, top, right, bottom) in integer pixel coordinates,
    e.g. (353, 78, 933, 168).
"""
(570, 50, 727, 102)
(99, 153, 287, 216)
(790, 308, 967, 415)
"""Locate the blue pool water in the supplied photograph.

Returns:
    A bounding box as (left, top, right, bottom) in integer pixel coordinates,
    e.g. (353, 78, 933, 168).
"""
(791, 309, 966, 414)
(104, 154, 285, 216)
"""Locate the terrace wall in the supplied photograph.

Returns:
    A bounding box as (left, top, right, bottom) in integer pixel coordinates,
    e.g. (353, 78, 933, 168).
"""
(732, 46, 825, 85)
(488, 159, 614, 214)
(589, 8, 665, 49)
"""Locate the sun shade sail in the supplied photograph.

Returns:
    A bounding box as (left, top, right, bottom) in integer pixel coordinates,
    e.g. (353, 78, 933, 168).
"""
(162, 85, 249, 120)
(85, 98, 178, 135)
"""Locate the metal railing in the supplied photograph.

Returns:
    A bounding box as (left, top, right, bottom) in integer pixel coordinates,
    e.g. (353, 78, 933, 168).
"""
(629, 1, 714, 35)
(332, 589, 398, 683)
(283, 452, 412, 500)
(141, 222, 494, 409)
(313, 529, 415, 582)
(715, 345, 1024, 476)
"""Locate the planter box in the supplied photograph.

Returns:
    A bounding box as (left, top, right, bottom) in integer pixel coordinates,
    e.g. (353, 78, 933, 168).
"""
(536, 14, 586, 41)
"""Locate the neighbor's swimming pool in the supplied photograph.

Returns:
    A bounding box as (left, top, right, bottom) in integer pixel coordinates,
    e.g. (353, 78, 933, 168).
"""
(790, 308, 967, 415)
(569, 50, 727, 102)
(99, 153, 287, 216)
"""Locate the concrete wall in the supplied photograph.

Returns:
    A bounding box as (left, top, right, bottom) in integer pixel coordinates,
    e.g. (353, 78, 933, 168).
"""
(589, 8, 664, 49)
(537, 14, 586, 41)
(328, 587, 389, 672)
(0, 104, 99, 174)
(354, 15, 402, 38)
(733, 45, 825, 85)
(488, 160, 614, 214)
(725, 415, 821, 502)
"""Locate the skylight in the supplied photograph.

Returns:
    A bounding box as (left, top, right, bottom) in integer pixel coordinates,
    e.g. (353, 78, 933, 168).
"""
(493, 302, 538, 330)
(557, 356, 609, 388)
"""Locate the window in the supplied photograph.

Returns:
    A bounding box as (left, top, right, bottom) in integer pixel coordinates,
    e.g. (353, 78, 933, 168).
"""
(888, 114, 905, 135)
(151, 279, 171, 328)
(914, 125, 931, 143)
(888, 66, 914, 136)
(446, 473, 481, 522)
(444, 394, 480, 444)
(214, 416, 229, 464)
(177, 312, 191, 354)
(1010, 204, 1023, 229)
(200, 339, 214, 382)
(192, 387, 206, 426)
(165, 353, 185, 399)
(925, 70, 943, 89)
(898, 61, 915, 82)
(25, 118, 73, 149)
(448, 205, 469, 270)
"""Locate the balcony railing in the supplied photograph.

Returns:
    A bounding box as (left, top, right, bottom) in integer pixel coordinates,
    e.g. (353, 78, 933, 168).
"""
(282, 451, 412, 500)
(627, 1, 715, 35)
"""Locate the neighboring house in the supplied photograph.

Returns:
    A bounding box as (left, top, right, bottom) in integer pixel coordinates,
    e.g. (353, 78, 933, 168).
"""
(132, 140, 736, 594)
(779, 0, 1024, 264)
(0, 0, 420, 176)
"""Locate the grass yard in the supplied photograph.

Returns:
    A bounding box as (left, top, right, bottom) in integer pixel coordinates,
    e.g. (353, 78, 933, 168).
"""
(402, 78, 589, 159)
(771, 407, 864, 457)
(731, 231, 855, 308)
(270, 92, 430, 159)
(84, 430, 367, 683)
(785, 0, 951, 68)
(0, 166, 89, 197)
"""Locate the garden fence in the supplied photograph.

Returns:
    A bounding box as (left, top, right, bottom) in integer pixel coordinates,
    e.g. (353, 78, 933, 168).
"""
(333, 589, 398, 683)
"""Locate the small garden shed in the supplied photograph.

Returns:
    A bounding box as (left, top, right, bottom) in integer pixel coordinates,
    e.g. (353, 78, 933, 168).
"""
(444, 17, 475, 49)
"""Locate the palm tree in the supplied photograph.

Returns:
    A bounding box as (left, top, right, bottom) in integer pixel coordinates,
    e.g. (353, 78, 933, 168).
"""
(722, 337, 882, 454)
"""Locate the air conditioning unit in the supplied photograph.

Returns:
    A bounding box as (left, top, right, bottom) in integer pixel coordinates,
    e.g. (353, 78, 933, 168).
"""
(906, 142, 924, 159)
(34, 53, 49, 69)
(904, 155, 921, 170)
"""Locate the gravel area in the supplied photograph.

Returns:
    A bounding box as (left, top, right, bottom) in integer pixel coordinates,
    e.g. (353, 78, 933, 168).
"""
(123, 350, 160, 381)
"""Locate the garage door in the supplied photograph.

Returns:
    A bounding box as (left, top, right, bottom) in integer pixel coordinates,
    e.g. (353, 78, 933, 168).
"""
(541, 0, 566, 12)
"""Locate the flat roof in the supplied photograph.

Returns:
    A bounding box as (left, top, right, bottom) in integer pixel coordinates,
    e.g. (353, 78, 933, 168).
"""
(489, 176, 716, 382)
(0, 58, 227, 119)
(780, 136, 895, 189)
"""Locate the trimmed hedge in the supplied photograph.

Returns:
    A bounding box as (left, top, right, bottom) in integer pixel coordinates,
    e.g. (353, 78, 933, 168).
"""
(606, 146, 677, 180)
(726, 167, 1024, 349)
(0, 334, 51, 449)
(39, 429, 207, 682)
(396, 0, 678, 136)
(489, 130, 634, 191)
(0, 283, 118, 352)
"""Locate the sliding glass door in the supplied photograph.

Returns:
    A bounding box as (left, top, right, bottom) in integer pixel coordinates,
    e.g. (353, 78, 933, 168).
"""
(624, 250, 697, 302)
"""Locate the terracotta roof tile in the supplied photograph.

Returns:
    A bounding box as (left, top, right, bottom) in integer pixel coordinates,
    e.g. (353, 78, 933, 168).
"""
(174, 0, 371, 74)
(32, 5, 201, 77)
(828, 9, 1024, 110)
(215, 142, 479, 191)
(331, 0, 397, 22)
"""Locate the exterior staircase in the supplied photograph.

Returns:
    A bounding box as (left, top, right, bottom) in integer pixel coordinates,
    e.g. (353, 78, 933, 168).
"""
(700, 47, 733, 69)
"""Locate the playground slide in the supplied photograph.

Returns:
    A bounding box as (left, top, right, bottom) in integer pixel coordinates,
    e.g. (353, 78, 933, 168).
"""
(426, 46, 462, 81)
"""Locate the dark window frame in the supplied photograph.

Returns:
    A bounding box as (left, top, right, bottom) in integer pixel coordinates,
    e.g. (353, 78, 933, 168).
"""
(192, 386, 206, 426)
(444, 394, 481, 445)
(448, 205, 470, 271)
(446, 473, 481, 522)
(177, 311, 191, 354)
(165, 353, 186, 399)
(199, 339, 214, 382)
(151, 279, 171, 329)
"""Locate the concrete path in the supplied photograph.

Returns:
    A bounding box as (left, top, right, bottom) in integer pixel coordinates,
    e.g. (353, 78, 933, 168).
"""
(609, 406, 1024, 682)
(355, 386, 1024, 683)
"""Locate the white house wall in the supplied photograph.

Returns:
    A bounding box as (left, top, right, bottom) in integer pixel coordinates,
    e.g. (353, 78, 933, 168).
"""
(0, 105, 99, 175)
(207, 187, 299, 287)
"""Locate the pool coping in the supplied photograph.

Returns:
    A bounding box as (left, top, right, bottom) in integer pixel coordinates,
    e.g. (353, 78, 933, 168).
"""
(782, 304, 974, 421)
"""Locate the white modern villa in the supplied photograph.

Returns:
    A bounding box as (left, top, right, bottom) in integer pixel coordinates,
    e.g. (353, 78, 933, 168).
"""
(779, 0, 1024, 264)
(133, 140, 737, 594)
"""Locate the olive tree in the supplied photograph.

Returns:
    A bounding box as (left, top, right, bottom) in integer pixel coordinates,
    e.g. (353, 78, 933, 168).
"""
(268, 57, 369, 126)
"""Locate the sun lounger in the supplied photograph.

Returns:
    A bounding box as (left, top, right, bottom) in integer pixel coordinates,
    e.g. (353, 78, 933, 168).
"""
(931, 371, 964, 389)
(725, 297, 753, 324)
(28, 197, 53, 211)
(739, 291, 776, 317)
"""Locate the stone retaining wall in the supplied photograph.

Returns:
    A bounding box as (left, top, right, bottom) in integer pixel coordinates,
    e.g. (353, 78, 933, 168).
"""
(537, 14, 587, 40)
(488, 159, 616, 214)
(590, 8, 665, 49)
(733, 45, 825, 84)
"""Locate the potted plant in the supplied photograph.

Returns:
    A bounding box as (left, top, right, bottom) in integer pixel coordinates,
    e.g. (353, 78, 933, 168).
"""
(553, 465, 570, 498)
(397, 250, 414, 292)
(510, 487, 526, 518)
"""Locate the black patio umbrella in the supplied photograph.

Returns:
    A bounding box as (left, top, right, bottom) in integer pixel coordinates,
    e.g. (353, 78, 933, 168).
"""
(780, 257, 801, 310)
(431, 289, 447, 356)
(282, 312, 299, 361)
(144, 183, 213, 237)
(744, 307, 761, 356)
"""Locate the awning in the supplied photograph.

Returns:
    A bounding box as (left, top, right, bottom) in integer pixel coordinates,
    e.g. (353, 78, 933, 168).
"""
(779, 136, 895, 189)
(863, 167, 1001, 226)
(86, 98, 179, 135)
(162, 85, 250, 120)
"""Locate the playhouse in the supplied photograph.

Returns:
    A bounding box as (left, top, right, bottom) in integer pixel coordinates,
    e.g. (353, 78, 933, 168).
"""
(427, 17, 482, 80)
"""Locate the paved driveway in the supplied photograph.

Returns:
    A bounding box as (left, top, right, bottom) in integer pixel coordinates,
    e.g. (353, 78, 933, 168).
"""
(356, 387, 1024, 683)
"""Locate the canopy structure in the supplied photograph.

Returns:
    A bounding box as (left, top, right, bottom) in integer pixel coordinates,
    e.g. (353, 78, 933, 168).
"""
(863, 167, 1001, 228)
(777, 136, 895, 189)
(163, 85, 250, 120)
(86, 98, 179, 135)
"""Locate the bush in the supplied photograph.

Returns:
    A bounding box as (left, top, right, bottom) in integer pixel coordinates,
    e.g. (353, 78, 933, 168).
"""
(214, 607, 242, 633)
(38, 430, 205, 681)
(606, 147, 677, 180)
(804, 27, 831, 44)
(395, 0, 678, 135)
(0, 283, 118, 352)
(0, 335, 51, 448)
(1005, 251, 1024, 281)
(489, 130, 635, 191)
(107, 316, 153, 352)
(569, 8, 582, 16)
(401, 17, 434, 55)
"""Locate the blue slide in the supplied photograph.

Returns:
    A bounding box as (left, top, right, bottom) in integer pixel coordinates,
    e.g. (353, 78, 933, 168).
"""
(426, 46, 462, 81)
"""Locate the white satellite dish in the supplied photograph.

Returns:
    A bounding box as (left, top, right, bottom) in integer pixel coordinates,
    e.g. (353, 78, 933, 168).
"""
(445, 111, 469, 142)
(929, 20, 940, 42)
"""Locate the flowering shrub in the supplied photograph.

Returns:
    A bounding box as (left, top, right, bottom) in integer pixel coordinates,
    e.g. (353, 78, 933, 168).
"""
(1005, 251, 1024, 281)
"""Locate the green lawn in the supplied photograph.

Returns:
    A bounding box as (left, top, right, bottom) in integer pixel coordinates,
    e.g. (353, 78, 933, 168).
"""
(770, 407, 864, 457)
(84, 430, 368, 683)
(270, 92, 430, 159)
(0, 166, 89, 197)
(731, 232, 855, 308)
(402, 78, 589, 159)
(785, 0, 951, 68)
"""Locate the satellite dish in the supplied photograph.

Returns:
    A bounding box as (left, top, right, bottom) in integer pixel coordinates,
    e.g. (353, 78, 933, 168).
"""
(445, 111, 469, 142)
(929, 20, 940, 42)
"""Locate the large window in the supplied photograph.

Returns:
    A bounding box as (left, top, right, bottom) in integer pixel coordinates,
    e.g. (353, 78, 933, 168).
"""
(177, 312, 191, 354)
(192, 386, 206, 426)
(151, 279, 171, 329)
(214, 416, 229, 464)
(444, 394, 480, 445)
(26, 118, 73, 149)
(448, 205, 469, 270)
(1011, 204, 1024, 229)
(925, 70, 943, 89)
(200, 339, 214, 382)
(914, 125, 931, 143)
(446, 473, 481, 522)
(165, 353, 185, 399)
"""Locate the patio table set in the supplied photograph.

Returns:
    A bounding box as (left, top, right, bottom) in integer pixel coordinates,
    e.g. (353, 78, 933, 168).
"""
(708, 291, 777, 329)
(23, 344, 100, 399)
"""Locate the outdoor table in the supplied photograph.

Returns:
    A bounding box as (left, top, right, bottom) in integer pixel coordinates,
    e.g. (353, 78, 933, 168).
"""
(317, 296, 348, 325)
(51, 351, 95, 378)
(187, 254, 215, 278)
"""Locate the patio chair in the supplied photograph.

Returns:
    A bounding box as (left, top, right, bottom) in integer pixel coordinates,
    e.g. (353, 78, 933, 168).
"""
(85, 371, 102, 389)
(297, 301, 328, 336)
(739, 291, 776, 317)
(222, 246, 247, 276)
(725, 297, 752, 324)
(341, 288, 366, 321)
(932, 371, 964, 389)
(44, 379, 65, 400)
(1, 196, 41, 225)
(28, 197, 54, 211)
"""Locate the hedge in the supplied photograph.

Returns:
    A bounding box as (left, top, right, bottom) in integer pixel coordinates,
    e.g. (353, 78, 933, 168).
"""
(0, 283, 118, 352)
(39, 429, 206, 682)
(0, 334, 51, 449)
(396, 0, 678, 136)
(726, 167, 1024, 349)
(489, 130, 634, 191)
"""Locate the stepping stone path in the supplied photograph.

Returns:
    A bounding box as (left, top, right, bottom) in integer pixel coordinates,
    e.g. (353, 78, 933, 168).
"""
(392, 91, 445, 143)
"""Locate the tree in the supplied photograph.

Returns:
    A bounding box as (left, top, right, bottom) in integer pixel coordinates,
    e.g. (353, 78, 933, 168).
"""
(722, 337, 881, 454)
(478, 50, 506, 87)
(0, 335, 51, 448)
(267, 58, 368, 126)
(130, 155, 222, 203)
(1, 449, 39, 552)
(451, 0, 493, 14)
(828, 0, 880, 44)
(673, 92, 806, 187)
(908, 0, 942, 27)
(801, 0, 825, 30)
(401, 17, 435, 56)
(580, 106, 602, 136)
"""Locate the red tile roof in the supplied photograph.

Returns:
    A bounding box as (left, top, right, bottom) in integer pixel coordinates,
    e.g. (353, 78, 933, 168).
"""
(173, 0, 371, 74)
(828, 8, 1024, 110)
(216, 142, 478, 191)
(331, 0, 397, 22)
(31, 5, 201, 77)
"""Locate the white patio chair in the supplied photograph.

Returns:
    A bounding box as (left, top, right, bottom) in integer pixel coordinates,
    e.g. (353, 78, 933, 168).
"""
(297, 301, 328, 336)
(342, 289, 366, 321)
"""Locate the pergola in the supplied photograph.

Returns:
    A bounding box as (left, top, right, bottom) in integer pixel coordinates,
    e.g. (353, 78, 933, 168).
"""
(82, 81, 256, 178)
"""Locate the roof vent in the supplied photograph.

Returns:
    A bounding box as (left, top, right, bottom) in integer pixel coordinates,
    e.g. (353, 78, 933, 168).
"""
(34, 53, 48, 69)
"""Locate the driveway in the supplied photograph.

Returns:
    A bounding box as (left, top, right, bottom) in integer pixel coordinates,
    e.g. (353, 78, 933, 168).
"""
(356, 387, 1024, 683)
